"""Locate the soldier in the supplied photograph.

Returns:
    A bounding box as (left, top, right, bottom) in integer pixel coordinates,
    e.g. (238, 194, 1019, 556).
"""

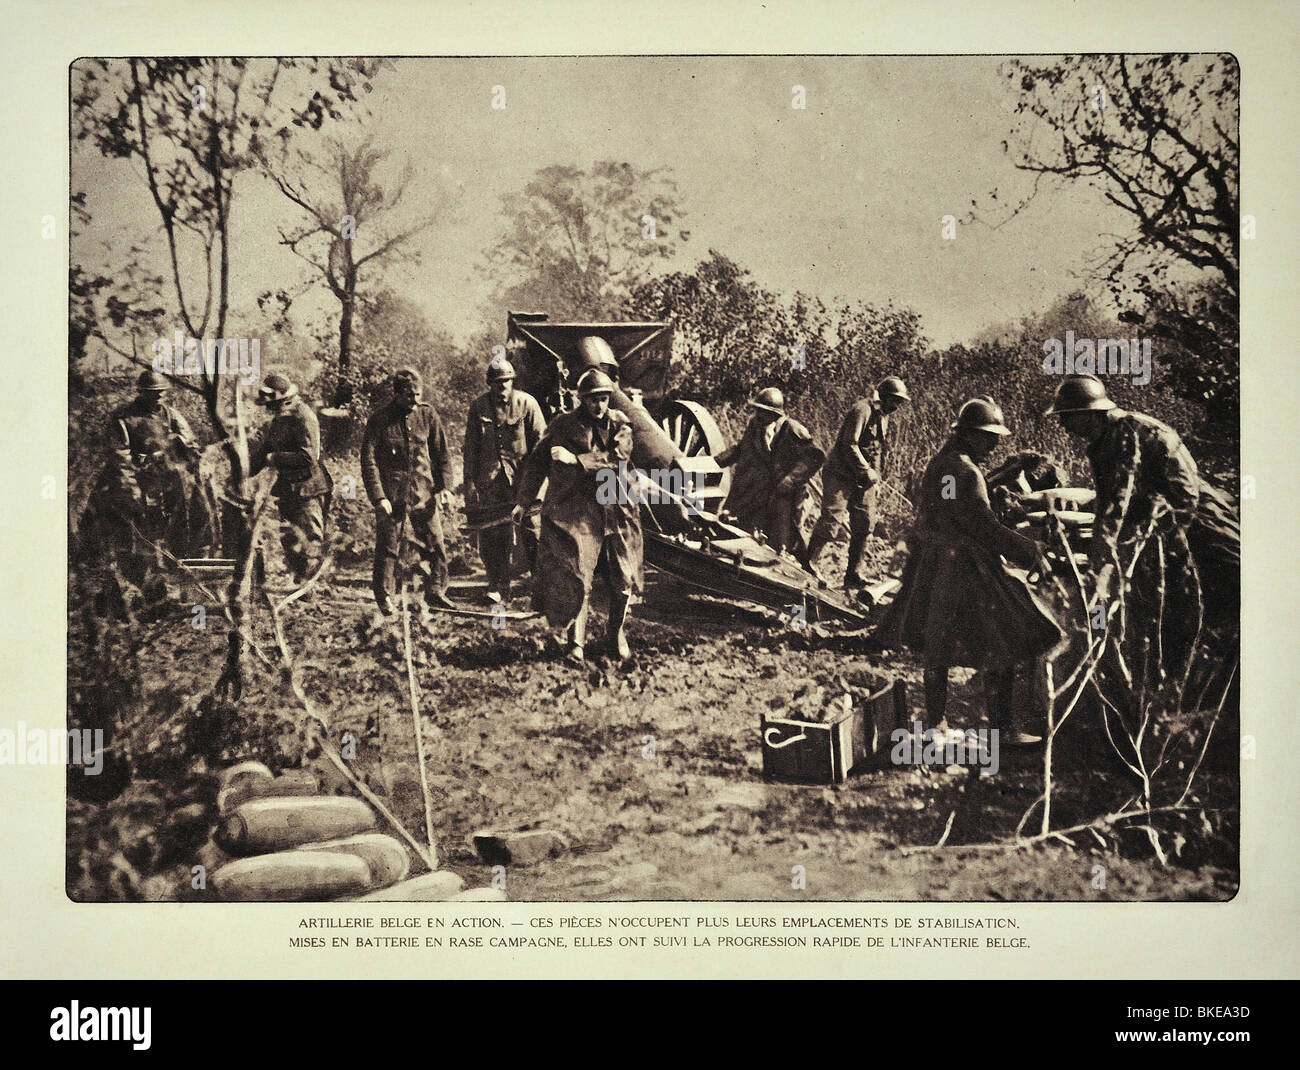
(1046, 374, 1239, 673)
(361, 366, 456, 616)
(463, 354, 546, 603)
(715, 386, 825, 557)
(83, 369, 205, 570)
(514, 368, 644, 663)
(871, 398, 1060, 746)
(804, 376, 911, 588)
(249, 373, 332, 586)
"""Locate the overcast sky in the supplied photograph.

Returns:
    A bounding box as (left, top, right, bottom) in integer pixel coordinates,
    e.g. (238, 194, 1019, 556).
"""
(74, 56, 1136, 354)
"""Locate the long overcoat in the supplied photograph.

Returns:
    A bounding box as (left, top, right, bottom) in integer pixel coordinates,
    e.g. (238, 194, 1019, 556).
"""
(716, 415, 824, 540)
(872, 438, 1064, 670)
(516, 407, 644, 626)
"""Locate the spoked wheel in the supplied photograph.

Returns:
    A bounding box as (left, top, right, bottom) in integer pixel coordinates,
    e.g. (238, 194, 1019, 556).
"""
(657, 398, 731, 506)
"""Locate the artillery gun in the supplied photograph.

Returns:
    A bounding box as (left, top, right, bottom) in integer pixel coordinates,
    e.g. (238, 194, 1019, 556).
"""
(505, 312, 870, 626)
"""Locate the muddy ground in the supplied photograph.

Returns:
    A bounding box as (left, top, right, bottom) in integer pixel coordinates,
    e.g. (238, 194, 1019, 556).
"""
(66, 523, 1238, 904)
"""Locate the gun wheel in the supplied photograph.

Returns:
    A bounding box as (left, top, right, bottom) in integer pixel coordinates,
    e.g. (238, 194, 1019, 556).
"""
(658, 398, 731, 503)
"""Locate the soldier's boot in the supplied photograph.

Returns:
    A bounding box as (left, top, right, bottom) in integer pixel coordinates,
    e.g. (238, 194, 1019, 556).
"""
(481, 524, 511, 603)
(606, 593, 631, 660)
(800, 532, 830, 580)
(564, 605, 588, 664)
(923, 667, 949, 733)
(425, 589, 457, 611)
(843, 532, 868, 590)
(987, 667, 1041, 748)
(373, 553, 397, 614)
(771, 494, 796, 556)
(484, 554, 510, 603)
(424, 563, 457, 610)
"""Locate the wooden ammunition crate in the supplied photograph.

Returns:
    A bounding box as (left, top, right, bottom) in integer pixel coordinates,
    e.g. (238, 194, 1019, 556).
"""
(760, 677, 908, 784)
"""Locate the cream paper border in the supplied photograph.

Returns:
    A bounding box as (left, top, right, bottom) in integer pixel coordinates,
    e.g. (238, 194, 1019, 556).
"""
(2, 0, 1295, 980)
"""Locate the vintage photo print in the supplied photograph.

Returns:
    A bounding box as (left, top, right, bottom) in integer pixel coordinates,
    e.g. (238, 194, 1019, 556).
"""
(64, 53, 1239, 907)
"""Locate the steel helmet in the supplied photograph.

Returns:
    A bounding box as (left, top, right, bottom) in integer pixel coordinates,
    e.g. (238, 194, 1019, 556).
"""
(138, 369, 170, 392)
(257, 372, 298, 405)
(392, 366, 423, 392)
(486, 354, 516, 383)
(876, 376, 911, 402)
(576, 368, 615, 397)
(576, 335, 619, 374)
(1045, 375, 1116, 415)
(748, 386, 785, 415)
(951, 397, 1011, 436)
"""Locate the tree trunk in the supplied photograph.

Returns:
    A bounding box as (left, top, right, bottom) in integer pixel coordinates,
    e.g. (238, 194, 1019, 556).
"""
(334, 289, 355, 408)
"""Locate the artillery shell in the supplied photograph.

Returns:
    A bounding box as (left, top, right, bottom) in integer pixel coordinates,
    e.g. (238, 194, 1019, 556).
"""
(217, 769, 320, 815)
(347, 871, 466, 902)
(212, 851, 371, 902)
(296, 833, 410, 889)
(217, 796, 377, 854)
(218, 760, 274, 792)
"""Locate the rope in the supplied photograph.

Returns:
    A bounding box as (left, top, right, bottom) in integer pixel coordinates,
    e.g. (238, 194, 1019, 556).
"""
(256, 579, 436, 872)
(391, 495, 442, 868)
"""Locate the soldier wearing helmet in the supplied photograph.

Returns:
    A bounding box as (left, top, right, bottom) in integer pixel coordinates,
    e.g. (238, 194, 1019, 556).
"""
(112, 369, 200, 489)
(361, 366, 456, 616)
(249, 373, 333, 586)
(715, 385, 826, 557)
(463, 352, 547, 602)
(805, 376, 912, 588)
(872, 396, 1061, 748)
(514, 367, 643, 662)
(78, 368, 211, 612)
(1048, 374, 1238, 673)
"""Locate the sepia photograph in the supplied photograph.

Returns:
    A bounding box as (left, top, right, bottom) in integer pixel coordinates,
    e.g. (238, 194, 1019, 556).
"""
(63, 52, 1241, 908)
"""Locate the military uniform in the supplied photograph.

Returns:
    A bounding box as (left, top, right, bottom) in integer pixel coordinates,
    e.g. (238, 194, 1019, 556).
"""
(89, 397, 204, 559)
(872, 438, 1063, 670)
(1085, 408, 1207, 683)
(716, 415, 825, 555)
(78, 391, 210, 615)
(463, 388, 546, 596)
(250, 396, 332, 583)
(813, 398, 890, 543)
(516, 406, 644, 628)
(361, 399, 454, 608)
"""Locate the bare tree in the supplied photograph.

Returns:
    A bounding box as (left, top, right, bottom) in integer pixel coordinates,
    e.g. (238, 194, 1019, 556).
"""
(980, 54, 1238, 297)
(974, 53, 1239, 422)
(258, 132, 442, 407)
(72, 58, 382, 450)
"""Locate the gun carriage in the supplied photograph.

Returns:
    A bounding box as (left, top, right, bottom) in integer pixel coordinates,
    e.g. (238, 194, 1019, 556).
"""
(505, 311, 872, 626)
